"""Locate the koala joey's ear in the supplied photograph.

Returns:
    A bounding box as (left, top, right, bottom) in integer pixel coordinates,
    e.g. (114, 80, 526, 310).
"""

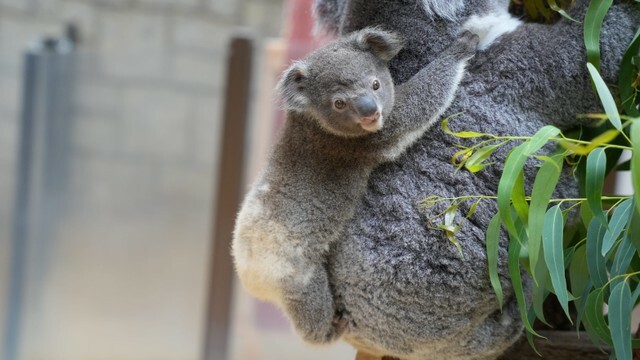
(277, 60, 310, 111)
(353, 28, 404, 62)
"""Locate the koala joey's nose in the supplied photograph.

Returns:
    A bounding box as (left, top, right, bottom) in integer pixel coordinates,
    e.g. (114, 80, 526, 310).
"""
(353, 95, 379, 117)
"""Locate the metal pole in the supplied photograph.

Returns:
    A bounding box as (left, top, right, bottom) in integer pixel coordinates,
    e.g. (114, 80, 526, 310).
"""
(3, 35, 75, 360)
(201, 35, 253, 360)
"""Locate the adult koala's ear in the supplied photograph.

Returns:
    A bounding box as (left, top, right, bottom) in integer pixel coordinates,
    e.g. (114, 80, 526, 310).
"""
(277, 60, 309, 111)
(352, 28, 404, 62)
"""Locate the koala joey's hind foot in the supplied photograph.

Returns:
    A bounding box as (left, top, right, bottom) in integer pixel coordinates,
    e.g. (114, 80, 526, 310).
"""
(448, 31, 480, 61)
(287, 297, 352, 344)
(333, 309, 351, 333)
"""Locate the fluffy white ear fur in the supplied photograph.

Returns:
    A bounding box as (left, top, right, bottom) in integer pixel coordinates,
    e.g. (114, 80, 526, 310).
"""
(462, 12, 522, 50)
(420, 0, 465, 19)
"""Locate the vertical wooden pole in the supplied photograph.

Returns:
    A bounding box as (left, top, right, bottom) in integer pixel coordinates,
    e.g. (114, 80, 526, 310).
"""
(201, 35, 253, 360)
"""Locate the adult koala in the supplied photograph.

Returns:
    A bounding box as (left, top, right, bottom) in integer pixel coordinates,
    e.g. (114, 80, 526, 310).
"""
(310, 0, 640, 359)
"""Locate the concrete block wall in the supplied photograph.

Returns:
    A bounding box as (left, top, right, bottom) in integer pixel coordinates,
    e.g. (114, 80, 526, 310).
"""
(0, 0, 284, 359)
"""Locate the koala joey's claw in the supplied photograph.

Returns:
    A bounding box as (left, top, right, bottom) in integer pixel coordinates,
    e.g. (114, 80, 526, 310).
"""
(460, 31, 481, 48)
(332, 309, 351, 334)
(448, 31, 480, 60)
(300, 316, 349, 344)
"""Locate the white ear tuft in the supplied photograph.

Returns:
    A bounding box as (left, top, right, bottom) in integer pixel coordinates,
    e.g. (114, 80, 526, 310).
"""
(352, 27, 403, 62)
(277, 60, 310, 111)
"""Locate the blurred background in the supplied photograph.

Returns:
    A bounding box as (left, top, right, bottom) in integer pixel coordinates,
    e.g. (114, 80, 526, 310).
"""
(0, 0, 354, 359)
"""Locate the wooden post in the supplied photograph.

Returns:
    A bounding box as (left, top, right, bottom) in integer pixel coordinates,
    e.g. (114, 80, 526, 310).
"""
(201, 35, 253, 360)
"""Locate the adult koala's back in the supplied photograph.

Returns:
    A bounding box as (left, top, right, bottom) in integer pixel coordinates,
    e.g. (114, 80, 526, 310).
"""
(315, 0, 640, 359)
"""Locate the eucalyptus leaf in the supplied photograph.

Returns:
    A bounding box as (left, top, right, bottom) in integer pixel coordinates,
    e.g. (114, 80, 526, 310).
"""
(441, 116, 484, 138)
(609, 281, 632, 360)
(629, 207, 640, 253)
(548, 0, 579, 22)
(610, 233, 635, 289)
(631, 121, 640, 215)
(570, 245, 589, 302)
(543, 205, 571, 320)
(529, 154, 564, 284)
(558, 129, 619, 156)
(513, 171, 529, 226)
(584, 0, 614, 70)
(587, 218, 609, 288)
(533, 249, 551, 326)
(584, 289, 612, 345)
(486, 212, 504, 308)
(575, 279, 593, 336)
(586, 147, 608, 227)
(619, 27, 640, 117)
(464, 144, 500, 173)
(498, 126, 560, 246)
(587, 63, 622, 131)
(508, 232, 538, 336)
(602, 199, 634, 257)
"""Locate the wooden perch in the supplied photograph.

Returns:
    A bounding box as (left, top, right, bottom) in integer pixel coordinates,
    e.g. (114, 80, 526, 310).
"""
(355, 330, 610, 360)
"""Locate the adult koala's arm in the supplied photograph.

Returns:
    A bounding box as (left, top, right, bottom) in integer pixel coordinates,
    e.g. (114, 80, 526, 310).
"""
(372, 32, 479, 158)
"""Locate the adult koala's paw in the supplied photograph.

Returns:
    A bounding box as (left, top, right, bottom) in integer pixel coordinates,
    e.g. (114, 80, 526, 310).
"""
(461, 12, 522, 51)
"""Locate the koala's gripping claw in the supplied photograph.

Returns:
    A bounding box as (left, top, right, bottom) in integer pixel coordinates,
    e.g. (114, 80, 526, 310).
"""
(448, 31, 480, 61)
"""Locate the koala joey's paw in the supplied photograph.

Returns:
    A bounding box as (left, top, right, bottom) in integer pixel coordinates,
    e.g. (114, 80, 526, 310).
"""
(450, 31, 480, 60)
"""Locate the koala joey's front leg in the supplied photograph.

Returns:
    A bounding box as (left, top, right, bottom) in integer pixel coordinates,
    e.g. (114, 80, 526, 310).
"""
(382, 32, 478, 143)
(282, 264, 350, 344)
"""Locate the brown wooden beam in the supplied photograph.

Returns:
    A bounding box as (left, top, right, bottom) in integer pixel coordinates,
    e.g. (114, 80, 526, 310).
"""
(201, 35, 253, 360)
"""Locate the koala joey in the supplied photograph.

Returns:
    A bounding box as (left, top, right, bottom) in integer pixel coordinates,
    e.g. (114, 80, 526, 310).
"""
(232, 28, 479, 344)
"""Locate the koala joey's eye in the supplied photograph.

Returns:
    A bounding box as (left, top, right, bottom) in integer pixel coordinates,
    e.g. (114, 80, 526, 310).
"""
(372, 79, 381, 91)
(334, 99, 346, 110)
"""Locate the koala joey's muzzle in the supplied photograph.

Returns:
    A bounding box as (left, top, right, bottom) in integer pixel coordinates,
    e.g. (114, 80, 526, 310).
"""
(353, 95, 381, 132)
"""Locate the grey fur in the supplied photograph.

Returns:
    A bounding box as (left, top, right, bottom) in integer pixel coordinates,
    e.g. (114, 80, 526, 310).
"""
(232, 28, 479, 344)
(311, 0, 640, 359)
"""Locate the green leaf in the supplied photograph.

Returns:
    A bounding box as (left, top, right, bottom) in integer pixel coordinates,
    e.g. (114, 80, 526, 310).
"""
(498, 126, 561, 246)
(542, 205, 571, 320)
(609, 281, 632, 360)
(486, 212, 504, 308)
(619, 28, 640, 117)
(587, 218, 609, 288)
(443, 203, 464, 257)
(452, 148, 473, 169)
(629, 207, 640, 253)
(587, 63, 622, 131)
(529, 154, 564, 284)
(581, 201, 595, 230)
(602, 199, 634, 257)
(526, 306, 543, 357)
(549, 0, 579, 22)
(508, 231, 538, 336)
(466, 200, 480, 219)
(464, 144, 500, 173)
(584, 289, 612, 345)
(575, 279, 593, 337)
(632, 121, 640, 216)
(570, 245, 590, 300)
(611, 233, 635, 288)
(584, 0, 614, 71)
(441, 116, 484, 138)
(512, 170, 529, 226)
(586, 147, 608, 227)
(533, 254, 551, 327)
